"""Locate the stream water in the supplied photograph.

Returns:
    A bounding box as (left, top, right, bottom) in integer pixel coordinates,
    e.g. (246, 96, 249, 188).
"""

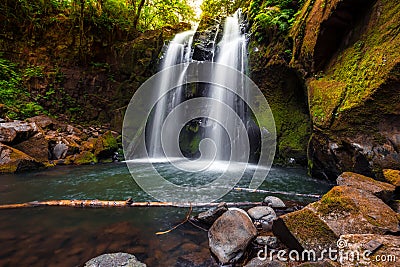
(0, 163, 332, 266)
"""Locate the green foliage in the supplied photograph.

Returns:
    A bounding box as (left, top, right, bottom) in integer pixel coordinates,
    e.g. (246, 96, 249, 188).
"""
(0, 55, 45, 119)
(249, 0, 304, 43)
(200, 0, 243, 18)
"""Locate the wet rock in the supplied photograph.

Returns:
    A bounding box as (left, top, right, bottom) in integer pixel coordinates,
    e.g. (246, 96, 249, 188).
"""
(13, 133, 49, 163)
(65, 151, 97, 165)
(247, 206, 277, 231)
(208, 209, 257, 264)
(0, 143, 43, 173)
(255, 236, 279, 249)
(383, 169, 400, 188)
(297, 260, 339, 267)
(338, 234, 400, 267)
(337, 172, 395, 202)
(244, 257, 286, 267)
(94, 130, 118, 159)
(0, 121, 38, 144)
(273, 186, 399, 253)
(27, 115, 56, 129)
(84, 252, 146, 267)
(176, 251, 217, 267)
(192, 17, 222, 61)
(263, 196, 286, 209)
(52, 142, 68, 160)
(197, 202, 228, 225)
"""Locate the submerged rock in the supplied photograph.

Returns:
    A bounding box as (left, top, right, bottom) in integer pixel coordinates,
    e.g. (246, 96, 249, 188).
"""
(263, 196, 286, 209)
(273, 186, 399, 253)
(84, 252, 146, 267)
(208, 209, 257, 264)
(337, 172, 395, 202)
(0, 143, 43, 173)
(197, 202, 228, 225)
(247, 206, 277, 231)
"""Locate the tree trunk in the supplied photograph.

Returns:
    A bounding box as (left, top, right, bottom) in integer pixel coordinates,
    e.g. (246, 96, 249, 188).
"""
(133, 0, 146, 29)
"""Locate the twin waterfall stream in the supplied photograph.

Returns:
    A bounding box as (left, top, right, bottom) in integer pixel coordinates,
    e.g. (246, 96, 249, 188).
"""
(146, 10, 251, 163)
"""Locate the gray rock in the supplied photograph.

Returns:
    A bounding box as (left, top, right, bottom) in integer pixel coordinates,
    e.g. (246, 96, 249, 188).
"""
(263, 196, 286, 208)
(0, 121, 38, 144)
(244, 257, 286, 267)
(208, 209, 257, 264)
(52, 142, 68, 159)
(84, 252, 146, 267)
(255, 236, 279, 249)
(197, 202, 228, 225)
(0, 143, 43, 173)
(247, 206, 277, 231)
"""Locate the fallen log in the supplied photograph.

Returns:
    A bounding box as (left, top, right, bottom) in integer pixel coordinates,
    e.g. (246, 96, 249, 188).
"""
(233, 187, 321, 199)
(0, 200, 262, 210)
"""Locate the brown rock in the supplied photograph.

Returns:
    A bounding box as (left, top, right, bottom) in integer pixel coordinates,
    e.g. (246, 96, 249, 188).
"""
(27, 115, 56, 129)
(273, 186, 399, 254)
(13, 133, 49, 163)
(0, 143, 43, 173)
(337, 172, 395, 202)
(208, 209, 257, 264)
(0, 121, 38, 144)
(339, 234, 400, 267)
(197, 202, 228, 225)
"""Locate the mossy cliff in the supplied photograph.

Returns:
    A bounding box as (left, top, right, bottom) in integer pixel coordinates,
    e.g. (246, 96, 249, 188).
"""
(289, 0, 400, 179)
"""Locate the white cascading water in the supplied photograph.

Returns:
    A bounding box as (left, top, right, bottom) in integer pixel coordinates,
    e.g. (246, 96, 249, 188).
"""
(207, 10, 248, 161)
(148, 30, 194, 158)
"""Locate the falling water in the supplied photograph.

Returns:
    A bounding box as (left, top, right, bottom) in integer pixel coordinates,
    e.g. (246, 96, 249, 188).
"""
(207, 10, 248, 161)
(147, 30, 194, 158)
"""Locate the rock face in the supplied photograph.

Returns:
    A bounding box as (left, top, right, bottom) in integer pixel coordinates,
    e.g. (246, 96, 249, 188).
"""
(0, 143, 43, 173)
(192, 16, 222, 61)
(0, 121, 38, 144)
(208, 209, 257, 264)
(290, 0, 400, 179)
(84, 252, 146, 267)
(337, 172, 395, 202)
(273, 186, 399, 253)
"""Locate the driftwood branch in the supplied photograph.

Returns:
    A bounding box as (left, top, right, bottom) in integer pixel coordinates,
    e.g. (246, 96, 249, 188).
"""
(155, 205, 192, 235)
(0, 200, 262, 210)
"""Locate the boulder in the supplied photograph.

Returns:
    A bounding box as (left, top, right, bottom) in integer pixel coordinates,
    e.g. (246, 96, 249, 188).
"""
(383, 169, 400, 188)
(197, 202, 228, 225)
(27, 115, 56, 129)
(338, 234, 400, 267)
(84, 252, 146, 267)
(247, 206, 277, 231)
(65, 151, 97, 165)
(52, 142, 68, 160)
(0, 121, 38, 144)
(94, 130, 118, 159)
(0, 143, 43, 173)
(13, 133, 49, 163)
(337, 172, 395, 202)
(208, 209, 257, 264)
(273, 186, 399, 253)
(263, 196, 286, 209)
(244, 257, 287, 267)
(254, 236, 279, 249)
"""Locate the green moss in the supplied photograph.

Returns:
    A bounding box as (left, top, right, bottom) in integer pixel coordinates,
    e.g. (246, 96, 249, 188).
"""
(74, 151, 98, 165)
(284, 208, 337, 246)
(314, 187, 356, 215)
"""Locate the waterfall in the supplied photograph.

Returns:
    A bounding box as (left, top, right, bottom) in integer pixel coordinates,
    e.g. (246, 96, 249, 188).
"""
(206, 10, 249, 161)
(147, 30, 195, 158)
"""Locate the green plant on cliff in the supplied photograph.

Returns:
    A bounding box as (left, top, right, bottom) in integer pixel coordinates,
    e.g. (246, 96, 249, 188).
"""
(0, 55, 45, 119)
(249, 0, 305, 43)
(201, 0, 244, 18)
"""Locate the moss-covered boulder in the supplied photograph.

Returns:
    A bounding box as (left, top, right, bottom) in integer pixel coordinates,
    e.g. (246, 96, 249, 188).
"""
(0, 143, 43, 173)
(273, 186, 399, 253)
(291, 0, 400, 179)
(383, 169, 400, 188)
(94, 131, 118, 159)
(337, 172, 395, 203)
(65, 151, 97, 165)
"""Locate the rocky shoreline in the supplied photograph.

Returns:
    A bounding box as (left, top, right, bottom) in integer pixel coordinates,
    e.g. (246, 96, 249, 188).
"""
(0, 115, 120, 173)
